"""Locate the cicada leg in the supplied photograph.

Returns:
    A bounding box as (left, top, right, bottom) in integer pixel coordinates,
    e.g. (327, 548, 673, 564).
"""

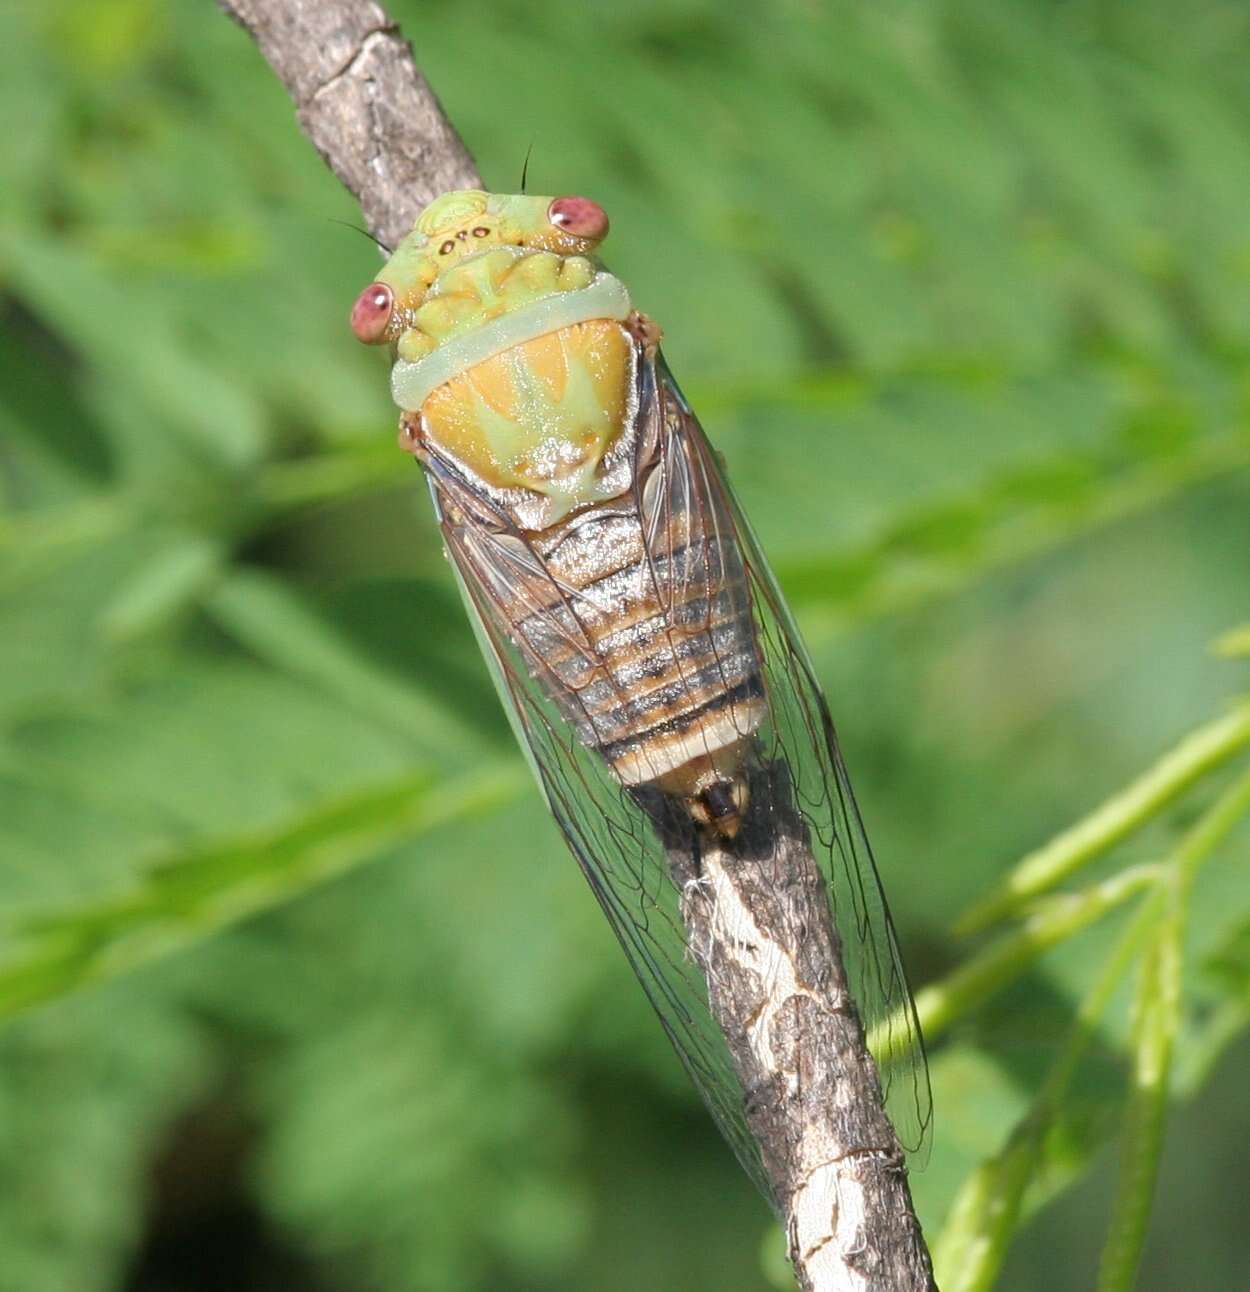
(398, 412, 423, 456)
(624, 309, 663, 354)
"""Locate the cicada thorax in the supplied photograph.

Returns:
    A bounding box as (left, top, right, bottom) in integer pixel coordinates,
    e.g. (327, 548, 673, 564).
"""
(420, 318, 633, 517)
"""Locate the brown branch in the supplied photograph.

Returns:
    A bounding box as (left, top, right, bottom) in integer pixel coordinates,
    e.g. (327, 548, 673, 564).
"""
(217, 3, 936, 1288)
(669, 769, 936, 1292)
(217, 0, 479, 250)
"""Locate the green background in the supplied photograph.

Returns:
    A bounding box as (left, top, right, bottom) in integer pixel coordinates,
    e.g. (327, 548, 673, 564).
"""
(2, 1, 1248, 1289)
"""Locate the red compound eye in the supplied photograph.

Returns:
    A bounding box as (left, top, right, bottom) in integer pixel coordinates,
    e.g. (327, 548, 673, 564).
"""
(547, 196, 609, 241)
(350, 282, 394, 343)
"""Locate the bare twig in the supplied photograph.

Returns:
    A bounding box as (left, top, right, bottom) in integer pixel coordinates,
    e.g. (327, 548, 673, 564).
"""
(217, 3, 936, 1288)
(217, 0, 479, 250)
(668, 766, 935, 1292)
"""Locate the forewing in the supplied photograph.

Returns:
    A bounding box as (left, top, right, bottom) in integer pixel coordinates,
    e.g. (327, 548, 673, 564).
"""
(435, 490, 776, 1204)
(659, 360, 934, 1159)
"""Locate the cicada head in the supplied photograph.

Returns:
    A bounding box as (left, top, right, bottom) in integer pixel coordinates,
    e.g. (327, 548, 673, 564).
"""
(349, 189, 611, 346)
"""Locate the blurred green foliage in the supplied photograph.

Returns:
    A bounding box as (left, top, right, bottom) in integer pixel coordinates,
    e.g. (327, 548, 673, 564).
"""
(2, 1, 1249, 1289)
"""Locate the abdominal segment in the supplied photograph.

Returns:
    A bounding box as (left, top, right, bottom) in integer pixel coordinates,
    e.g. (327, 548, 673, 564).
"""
(514, 506, 764, 791)
(466, 455, 768, 844)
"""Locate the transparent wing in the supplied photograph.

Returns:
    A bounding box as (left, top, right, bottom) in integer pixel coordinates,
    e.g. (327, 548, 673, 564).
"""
(438, 500, 776, 1203)
(658, 359, 934, 1160)
(427, 346, 931, 1202)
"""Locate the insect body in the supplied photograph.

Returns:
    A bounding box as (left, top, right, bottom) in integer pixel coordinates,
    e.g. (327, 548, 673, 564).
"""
(351, 190, 930, 1198)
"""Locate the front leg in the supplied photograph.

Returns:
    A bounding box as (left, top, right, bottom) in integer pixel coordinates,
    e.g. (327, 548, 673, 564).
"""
(625, 309, 663, 357)
(398, 411, 426, 457)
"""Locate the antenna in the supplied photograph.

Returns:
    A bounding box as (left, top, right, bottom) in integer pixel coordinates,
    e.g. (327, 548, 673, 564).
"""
(329, 218, 392, 256)
(520, 140, 535, 194)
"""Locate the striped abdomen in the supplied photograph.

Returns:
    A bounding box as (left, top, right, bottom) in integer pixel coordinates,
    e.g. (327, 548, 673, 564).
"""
(505, 498, 765, 791)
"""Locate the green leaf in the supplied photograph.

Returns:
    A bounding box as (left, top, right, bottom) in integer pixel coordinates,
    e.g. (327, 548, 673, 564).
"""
(1212, 622, 1250, 658)
(0, 991, 208, 1292)
(775, 420, 1248, 642)
(933, 892, 1161, 1292)
(1095, 765, 1250, 1292)
(1095, 921, 1178, 1292)
(956, 703, 1250, 933)
(884, 865, 1156, 1058)
(95, 534, 224, 642)
(253, 1003, 587, 1288)
(204, 568, 480, 756)
(0, 763, 523, 1023)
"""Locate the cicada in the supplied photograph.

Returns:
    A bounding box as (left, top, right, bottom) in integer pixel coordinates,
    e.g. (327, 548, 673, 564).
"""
(350, 190, 930, 1200)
